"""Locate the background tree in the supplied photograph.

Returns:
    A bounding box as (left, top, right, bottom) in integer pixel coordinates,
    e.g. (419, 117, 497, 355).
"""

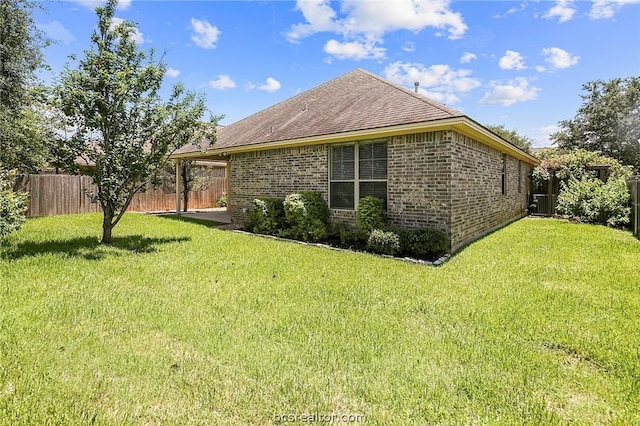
(532, 148, 633, 227)
(0, 0, 50, 239)
(0, 170, 28, 239)
(552, 77, 640, 170)
(486, 124, 533, 153)
(0, 0, 51, 172)
(52, 0, 214, 243)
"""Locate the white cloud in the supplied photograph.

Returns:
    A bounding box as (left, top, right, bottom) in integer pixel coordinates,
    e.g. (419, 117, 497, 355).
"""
(257, 77, 281, 93)
(324, 38, 386, 60)
(543, 0, 576, 23)
(190, 18, 221, 49)
(590, 0, 640, 19)
(499, 50, 527, 70)
(384, 61, 480, 105)
(460, 52, 477, 64)
(402, 41, 416, 53)
(541, 47, 580, 69)
(287, 0, 468, 46)
(111, 17, 145, 44)
(165, 68, 180, 78)
(37, 21, 75, 45)
(208, 75, 236, 90)
(479, 78, 540, 106)
(72, 0, 131, 10)
(287, 0, 341, 42)
(493, 1, 528, 18)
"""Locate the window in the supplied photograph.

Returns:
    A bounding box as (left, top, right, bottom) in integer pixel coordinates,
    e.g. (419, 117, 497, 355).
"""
(518, 160, 522, 193)
(501, 154, 507, 195)
(330, 140, 387, 210)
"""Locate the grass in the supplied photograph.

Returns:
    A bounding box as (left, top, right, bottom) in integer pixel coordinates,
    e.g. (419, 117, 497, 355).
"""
(0, 213, 639, 425)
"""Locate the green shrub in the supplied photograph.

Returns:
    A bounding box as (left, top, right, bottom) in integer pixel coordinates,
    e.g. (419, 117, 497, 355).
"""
(0, 172, 28, 239)
(367, 229, 400, 255)
(246, 197, 285, 235)
(404, 228, 449, 258)
(357, 196, 385, 232)
(383, 225, 449, 259)
(283, 192, 330, 242)
(557, 177, 630, 227)
(328, 222, 368, 246)
(216, 193, 227, 207)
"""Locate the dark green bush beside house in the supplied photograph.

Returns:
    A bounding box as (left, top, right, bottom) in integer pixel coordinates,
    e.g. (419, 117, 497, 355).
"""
(357, 196, 385, 232)
(282, 192, 331, 242)
(247, 197, 285, 235)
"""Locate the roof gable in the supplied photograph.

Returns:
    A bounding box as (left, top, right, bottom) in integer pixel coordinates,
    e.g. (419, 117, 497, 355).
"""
(213, 68, 464, 150)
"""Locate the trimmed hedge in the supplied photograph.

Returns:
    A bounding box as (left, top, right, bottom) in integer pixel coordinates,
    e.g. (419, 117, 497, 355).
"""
(386, 225, 449, 259)
(246, 197, 285, 235)
(367, 229, 400, 255)
(245, 192, 448, 260)
(357, 196, 385, 232)
(283, 192, 330, 242)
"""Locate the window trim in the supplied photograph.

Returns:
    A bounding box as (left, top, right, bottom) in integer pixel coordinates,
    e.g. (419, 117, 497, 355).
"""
(329, 139, 388, 210)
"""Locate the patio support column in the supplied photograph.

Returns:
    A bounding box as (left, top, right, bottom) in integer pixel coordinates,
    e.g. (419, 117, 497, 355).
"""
(175, 159, 182, 214)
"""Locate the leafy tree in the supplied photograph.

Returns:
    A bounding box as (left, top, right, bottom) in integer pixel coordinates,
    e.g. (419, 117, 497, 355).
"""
(532, 148, 633, 227)
(0, 0, 51, 172)
(0, 170, 28, 239)
(552, 77, 640, 170)
(487, 124, 533, 153)
(532, 148, 632, 185)
(51, 0, 213, 243)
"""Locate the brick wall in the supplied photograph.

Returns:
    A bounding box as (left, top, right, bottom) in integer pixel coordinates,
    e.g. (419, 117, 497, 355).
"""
(229, 145, 329, 225)
(228, 130, 532, 251)
(387, 131, 452, 234)
(449, 132, 531, 250)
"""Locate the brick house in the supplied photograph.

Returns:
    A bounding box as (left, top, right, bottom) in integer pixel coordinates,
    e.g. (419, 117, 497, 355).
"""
(172, 69, 539, 251)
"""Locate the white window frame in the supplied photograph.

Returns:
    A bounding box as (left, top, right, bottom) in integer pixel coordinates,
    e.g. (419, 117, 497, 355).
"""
(329, 139, 388, 210)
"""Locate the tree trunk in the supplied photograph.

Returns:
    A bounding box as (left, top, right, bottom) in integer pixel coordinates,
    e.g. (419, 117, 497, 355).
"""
(182, 162, 189, 212)
(101, 210, 113, 244)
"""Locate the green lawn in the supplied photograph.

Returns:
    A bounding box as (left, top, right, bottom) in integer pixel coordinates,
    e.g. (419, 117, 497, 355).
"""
(1, 214, 638, 425)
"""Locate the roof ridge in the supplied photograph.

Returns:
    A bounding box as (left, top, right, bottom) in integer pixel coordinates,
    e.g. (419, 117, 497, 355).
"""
(354, 68, 463, 118)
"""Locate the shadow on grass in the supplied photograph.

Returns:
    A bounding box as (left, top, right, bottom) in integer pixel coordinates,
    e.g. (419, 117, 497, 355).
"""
(159, 214, 225, 228)
(2, 235, 190, 261)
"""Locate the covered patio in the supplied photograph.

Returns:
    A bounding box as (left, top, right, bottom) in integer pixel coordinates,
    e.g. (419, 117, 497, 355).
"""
(170, 152, 230, 217)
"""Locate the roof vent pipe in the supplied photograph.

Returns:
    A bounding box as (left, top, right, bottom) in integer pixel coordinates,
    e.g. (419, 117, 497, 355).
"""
(414, 82, 420, 93)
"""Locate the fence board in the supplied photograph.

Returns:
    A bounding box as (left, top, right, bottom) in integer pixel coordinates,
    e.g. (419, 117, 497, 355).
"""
(14, 174, 226, 217)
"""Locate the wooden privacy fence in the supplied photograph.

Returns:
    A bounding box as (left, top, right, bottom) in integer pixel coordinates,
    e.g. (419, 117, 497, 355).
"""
(13, 174, 227, 217)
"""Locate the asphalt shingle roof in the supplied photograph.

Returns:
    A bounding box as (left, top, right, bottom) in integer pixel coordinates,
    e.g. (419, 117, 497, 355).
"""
(176, 68, 465, 154)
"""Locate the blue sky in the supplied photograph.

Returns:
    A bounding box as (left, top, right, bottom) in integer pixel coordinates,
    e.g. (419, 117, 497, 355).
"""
(34, 0, 640, 147)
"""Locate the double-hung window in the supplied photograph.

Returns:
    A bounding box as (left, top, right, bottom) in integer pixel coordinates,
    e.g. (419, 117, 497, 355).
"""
(330, 139, 387, 210)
